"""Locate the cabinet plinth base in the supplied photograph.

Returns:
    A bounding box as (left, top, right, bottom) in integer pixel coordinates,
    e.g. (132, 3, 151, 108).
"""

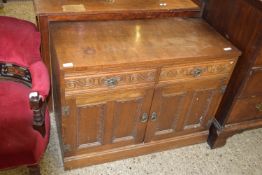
(64, 131, 208, 170)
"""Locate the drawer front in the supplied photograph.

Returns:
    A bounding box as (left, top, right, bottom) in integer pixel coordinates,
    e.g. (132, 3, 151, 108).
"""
(159, 60, 235, 82)
(240, 68, 262, 97)
(228, 95, 262, 124)
(64, 69, 157, 95)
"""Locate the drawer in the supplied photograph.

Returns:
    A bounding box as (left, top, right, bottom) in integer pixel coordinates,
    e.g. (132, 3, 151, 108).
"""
(240, 68, 262, 97)
(228, 95, 262, 124)
(159, 60, 235, 82)
(63, 69, 157, 95)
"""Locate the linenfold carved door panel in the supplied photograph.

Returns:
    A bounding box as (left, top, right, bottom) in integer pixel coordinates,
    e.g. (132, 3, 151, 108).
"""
(145, 78, 227, 142)
(62, 87, 154, 154)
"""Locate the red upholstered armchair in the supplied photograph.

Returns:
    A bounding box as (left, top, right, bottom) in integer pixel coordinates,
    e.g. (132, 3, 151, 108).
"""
(0, 16, 50, 175)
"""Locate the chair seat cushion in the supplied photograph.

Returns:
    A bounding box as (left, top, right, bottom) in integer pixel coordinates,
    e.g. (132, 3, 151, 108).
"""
(0, 81, 50, 169)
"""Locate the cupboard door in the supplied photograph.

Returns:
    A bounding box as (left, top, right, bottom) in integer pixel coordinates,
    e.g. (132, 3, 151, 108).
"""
(145, 78, 227, 142)
(62, 87, 154, 154)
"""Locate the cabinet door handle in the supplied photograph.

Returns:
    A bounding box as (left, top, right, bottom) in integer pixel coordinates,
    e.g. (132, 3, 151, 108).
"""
(256, 103, 262, 112)
(151, 112, 157, 121)
(192, 68, 203, 77)
(141, 113, 148, 123)
(104, 77, 119, 87)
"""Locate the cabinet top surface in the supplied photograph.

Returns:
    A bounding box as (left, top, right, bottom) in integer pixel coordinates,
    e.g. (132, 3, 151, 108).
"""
(33, 0, 199, 15)
(51, 18, 241, 70)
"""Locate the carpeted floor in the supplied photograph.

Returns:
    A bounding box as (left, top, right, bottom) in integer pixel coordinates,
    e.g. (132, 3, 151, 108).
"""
(0, 1, 262, 175)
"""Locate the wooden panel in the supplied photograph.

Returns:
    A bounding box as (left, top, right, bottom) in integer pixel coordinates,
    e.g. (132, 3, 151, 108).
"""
(63, 87, 154, 155)
(112, 98, 142, 143)
(77, 103, 106, 149)
(156, 92, 184, 133)
(159, 60, 235, 82)
(184, 90, 213, 129)
(62, 99, 78, 153)
(254, 47, 262, 67)
(145, 77, 227, 142)
(203, 0, 262, 132)
(203, 0, 262, 148)
(64, 69, 156, 96)
(64, 130, 209, 170)
(50, 18, 240, 70)
(34, 0, 199, 15)
(239, 68, 262, 97)
(228, 95, 262, 124)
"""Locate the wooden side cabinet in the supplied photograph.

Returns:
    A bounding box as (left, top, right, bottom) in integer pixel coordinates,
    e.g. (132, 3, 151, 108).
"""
(203, 0, 262, 148)
(50, 18, 240, 169)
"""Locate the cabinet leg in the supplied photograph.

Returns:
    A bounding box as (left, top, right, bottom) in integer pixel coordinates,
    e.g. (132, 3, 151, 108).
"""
(207, 123, 227, 149)
(28, 164, 41, 175)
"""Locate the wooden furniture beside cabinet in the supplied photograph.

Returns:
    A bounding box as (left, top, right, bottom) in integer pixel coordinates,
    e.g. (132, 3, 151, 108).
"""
(203, 0, 262, 148)
(50, 18, 240, 169)
(33, 0, 201, 112)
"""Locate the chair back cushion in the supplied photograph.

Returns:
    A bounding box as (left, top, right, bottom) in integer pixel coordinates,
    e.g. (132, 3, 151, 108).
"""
(0, 16, 41, 67)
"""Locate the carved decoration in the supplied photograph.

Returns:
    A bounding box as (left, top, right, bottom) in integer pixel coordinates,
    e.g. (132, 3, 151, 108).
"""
(64, 70, 156, 91)
(160, 61, 234, 81)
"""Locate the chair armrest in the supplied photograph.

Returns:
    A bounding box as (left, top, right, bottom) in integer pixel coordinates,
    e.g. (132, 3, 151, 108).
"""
(29, 60, 50, 100)
(29, 92, 46, 137)
(29, 61, 49, 137)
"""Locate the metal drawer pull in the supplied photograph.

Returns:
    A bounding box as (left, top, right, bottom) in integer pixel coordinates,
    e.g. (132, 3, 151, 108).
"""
(255, 103, 262, 112)
(151, 112, 157, 121)
(104, 77, 119, 87)
(192, 68, 203, 77)
(141, 113, 148, 123)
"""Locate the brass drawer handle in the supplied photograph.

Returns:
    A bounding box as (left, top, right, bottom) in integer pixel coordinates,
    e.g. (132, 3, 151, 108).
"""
(141, 113, 148, 123)
(104, 77, 119, 87)
(151, 112, 157, 121)
(256, 103, 262, 112)
(192, 68, 203, 77)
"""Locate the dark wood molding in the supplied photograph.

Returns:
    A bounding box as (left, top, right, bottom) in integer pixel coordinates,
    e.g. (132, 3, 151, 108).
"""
(208, 119, 262, 149)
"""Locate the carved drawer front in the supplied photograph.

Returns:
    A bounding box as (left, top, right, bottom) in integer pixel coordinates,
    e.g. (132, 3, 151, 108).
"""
(228, 95, 262, 124)
(239, 68, 262, 98)
(159, 60, 235, 82)
(64, 69, 157, 95)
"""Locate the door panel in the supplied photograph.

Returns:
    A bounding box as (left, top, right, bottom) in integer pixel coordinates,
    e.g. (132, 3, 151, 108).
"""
(184, 90, 213, 129)
(112, 98, 143, 143)
(145, 78, 226, 142)
(62, 87, 154, 154)
(77, 103, 106, 149)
